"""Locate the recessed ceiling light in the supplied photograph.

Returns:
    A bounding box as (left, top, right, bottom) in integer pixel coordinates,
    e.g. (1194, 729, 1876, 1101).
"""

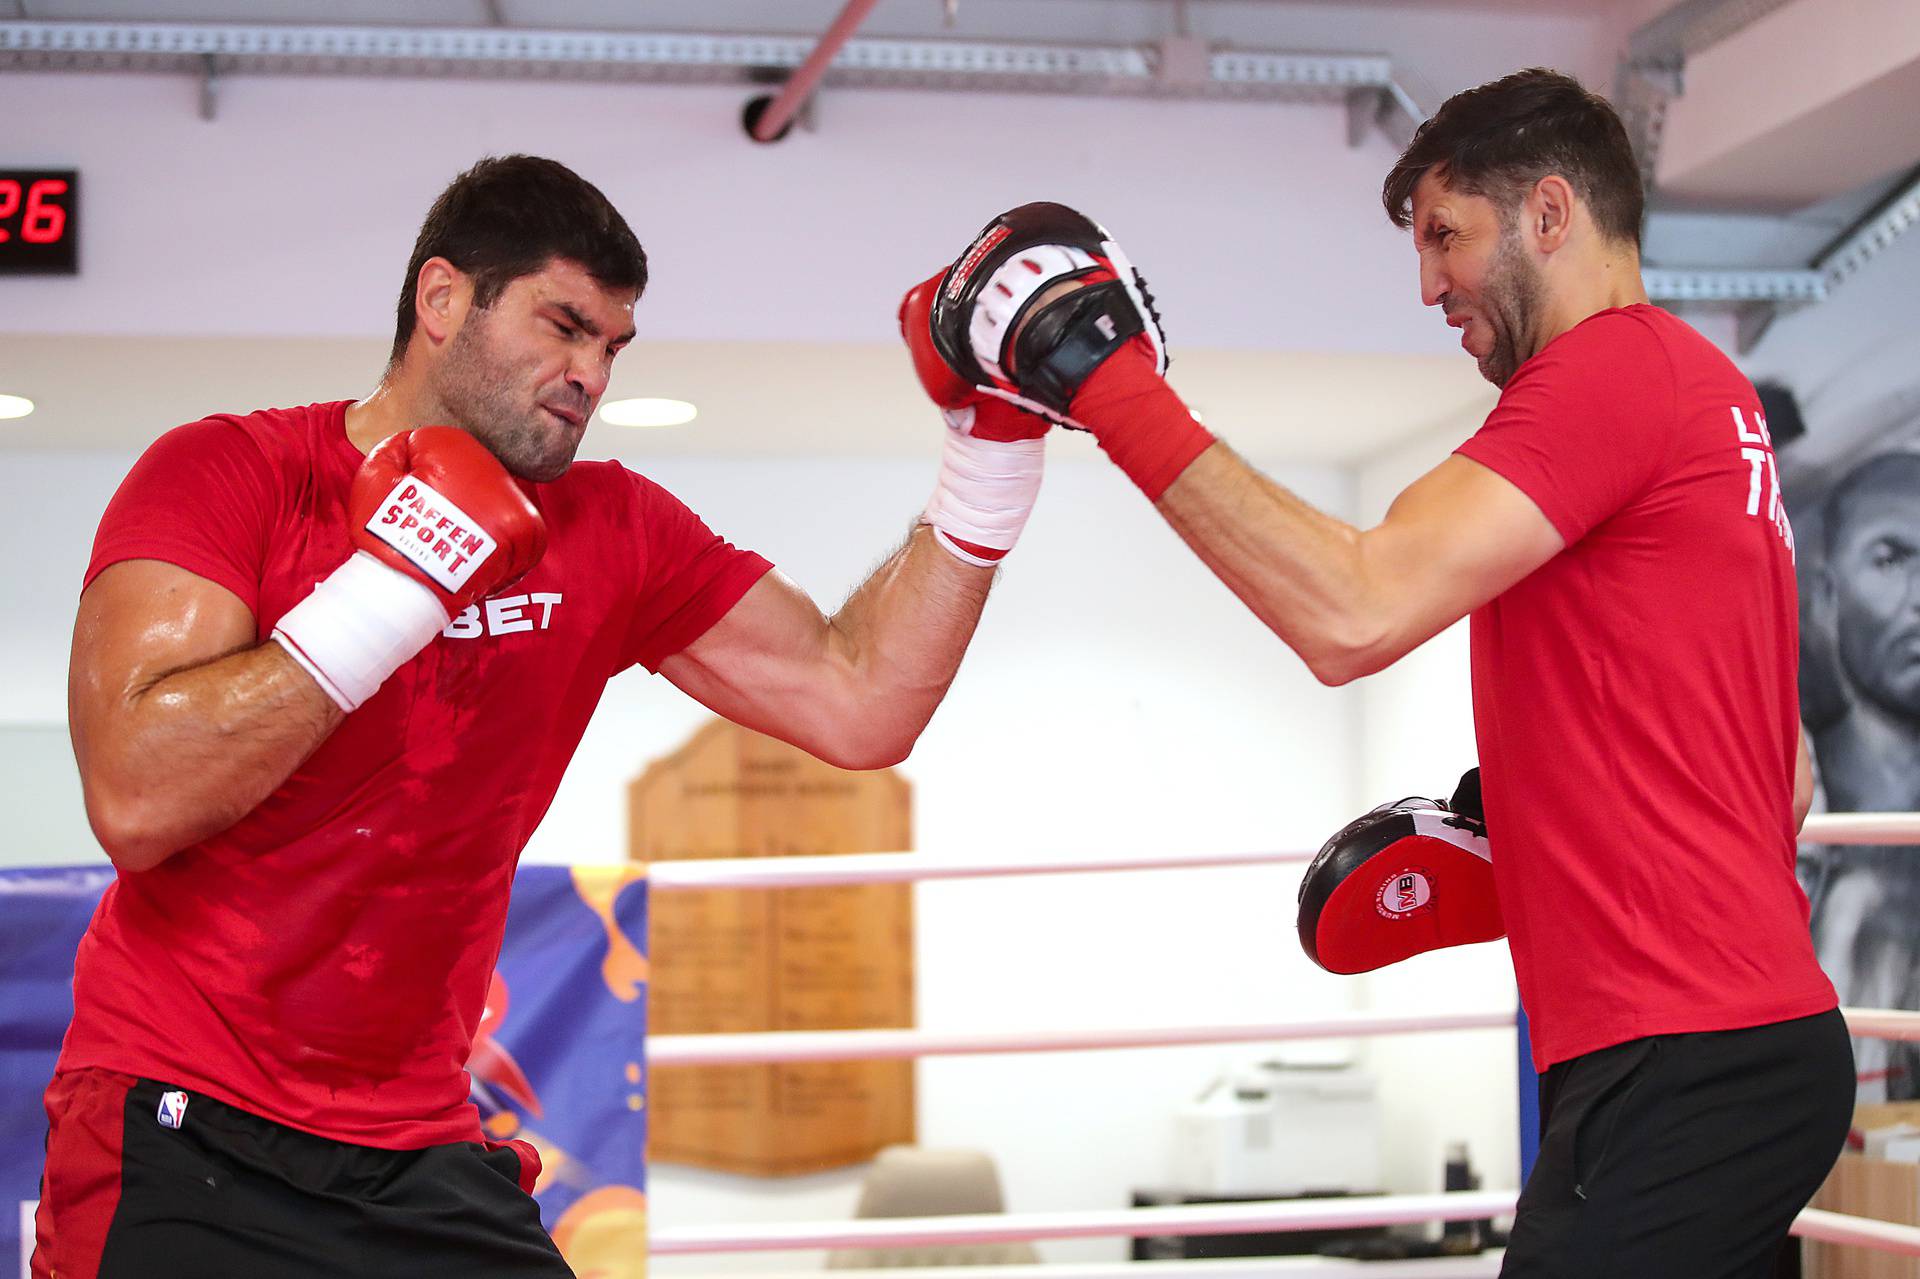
(598, 397, 697, 428)
(0, 394, 34, 420)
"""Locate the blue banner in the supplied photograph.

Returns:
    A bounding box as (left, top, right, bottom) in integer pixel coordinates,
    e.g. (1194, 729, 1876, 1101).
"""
(0, 864, 649, 1277)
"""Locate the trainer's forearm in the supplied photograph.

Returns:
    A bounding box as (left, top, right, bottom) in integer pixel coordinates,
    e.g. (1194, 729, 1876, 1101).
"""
(824, 525, 995, 762)
(75, 643, 341, 870)
(1155, 443, 1381, 683)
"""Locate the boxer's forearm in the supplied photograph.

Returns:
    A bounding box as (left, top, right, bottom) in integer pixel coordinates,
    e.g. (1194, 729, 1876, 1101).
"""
(1154, 443, 1386, 683)
(1153, 445, 1564, 684)
(822, 524, 995, 761)
(662, 526, 994, 770)
(75, 643, 340, 871)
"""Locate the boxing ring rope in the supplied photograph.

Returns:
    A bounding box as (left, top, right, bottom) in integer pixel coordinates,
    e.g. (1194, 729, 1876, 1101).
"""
(650, 1191, 1518, 1255)
(645, 811, 1919, 894)
(687, 1261, 1506, 1279)
(647, 812, 1920, 1262)
(649, 1010, 1514, 1066)
(648, 1007, 1920, 1064)
(654, 1191, 1920, 1256)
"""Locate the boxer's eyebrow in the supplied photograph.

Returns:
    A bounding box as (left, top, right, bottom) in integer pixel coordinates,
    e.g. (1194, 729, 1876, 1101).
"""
(554, 303, 601, 336)
(551, 302, 637, 347)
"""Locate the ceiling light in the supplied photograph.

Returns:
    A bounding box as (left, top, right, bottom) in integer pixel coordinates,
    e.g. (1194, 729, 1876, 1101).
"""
(599, 397, 697, 428)
(0, 394, 34, 420)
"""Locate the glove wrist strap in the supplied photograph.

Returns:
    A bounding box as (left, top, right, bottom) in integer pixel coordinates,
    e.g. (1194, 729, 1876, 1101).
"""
(1070, 344, 1216, 501)
(271, 551, 451, 712)
(920, 426, 1045, 568)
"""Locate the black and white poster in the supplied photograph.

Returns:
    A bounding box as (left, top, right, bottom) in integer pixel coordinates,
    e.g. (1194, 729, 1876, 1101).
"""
(1792, 415, 1920, 1100)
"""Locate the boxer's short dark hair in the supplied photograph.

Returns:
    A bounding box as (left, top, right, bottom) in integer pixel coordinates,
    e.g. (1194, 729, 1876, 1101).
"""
(1381, 68, 1644, 249)
(391, 155, 648, 364)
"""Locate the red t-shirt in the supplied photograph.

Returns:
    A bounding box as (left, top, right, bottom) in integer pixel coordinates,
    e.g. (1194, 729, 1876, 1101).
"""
(59, 401, 771, 1146)
(1456, 305, 1835, 1070)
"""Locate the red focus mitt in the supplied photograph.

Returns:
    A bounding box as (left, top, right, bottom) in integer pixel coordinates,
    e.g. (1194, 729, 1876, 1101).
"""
(1296, 769, 1501, 975)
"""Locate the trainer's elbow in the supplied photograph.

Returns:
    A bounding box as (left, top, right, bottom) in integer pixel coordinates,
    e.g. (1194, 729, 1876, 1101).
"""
(1302, 623, 1397, 688)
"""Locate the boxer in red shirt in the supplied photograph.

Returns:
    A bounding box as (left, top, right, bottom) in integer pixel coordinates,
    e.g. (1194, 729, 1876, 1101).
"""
(916, 71, 1849, 1278)
(37, 156, 1048, 1279)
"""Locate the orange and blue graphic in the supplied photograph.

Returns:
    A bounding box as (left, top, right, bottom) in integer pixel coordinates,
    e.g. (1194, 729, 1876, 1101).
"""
(0, 865, 650, 1278)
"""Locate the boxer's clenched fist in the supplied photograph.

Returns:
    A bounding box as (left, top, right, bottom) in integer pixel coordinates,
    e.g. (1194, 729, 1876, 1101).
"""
(901, 272, 1048, 567)
(349, 427, 546, 616)
(273, 427, 547, 711)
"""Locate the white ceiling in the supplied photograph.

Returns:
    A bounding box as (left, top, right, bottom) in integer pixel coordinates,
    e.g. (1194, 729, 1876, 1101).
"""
(0, 334, 1495, 466)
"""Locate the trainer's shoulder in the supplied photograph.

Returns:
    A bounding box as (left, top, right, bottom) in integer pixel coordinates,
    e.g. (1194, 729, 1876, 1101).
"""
(1514, 305, 1679, 399)
(1554, 304, 1673, 358)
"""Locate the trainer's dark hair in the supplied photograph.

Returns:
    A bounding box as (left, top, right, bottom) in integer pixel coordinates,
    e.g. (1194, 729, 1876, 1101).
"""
(1382, 68, 1644, 250)
(391, 155, 648, 364)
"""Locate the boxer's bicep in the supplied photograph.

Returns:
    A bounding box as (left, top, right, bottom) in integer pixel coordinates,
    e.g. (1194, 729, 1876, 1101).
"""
(1359, 455, 1565, 660)
(71, 559, 309, 865)
(71, 560, 260, 743)
(659, 572, 863, 759)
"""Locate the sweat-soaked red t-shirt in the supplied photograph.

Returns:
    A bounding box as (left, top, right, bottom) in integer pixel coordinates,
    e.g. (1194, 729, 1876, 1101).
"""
(58, 401, 770, 1147)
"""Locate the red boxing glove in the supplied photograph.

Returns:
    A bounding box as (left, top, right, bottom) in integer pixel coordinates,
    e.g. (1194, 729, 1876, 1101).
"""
(349, 426, 546, 615)
(900, 273, 1047, 444)
(272, 427, 548, 711)
(902, 272, 1049, 567)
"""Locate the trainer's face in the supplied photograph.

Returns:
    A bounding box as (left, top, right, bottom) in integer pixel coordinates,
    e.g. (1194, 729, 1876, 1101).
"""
(434, 257, 636, 482)
(1411, 170, 1543, 388)
(1830, 480, 1920, 718)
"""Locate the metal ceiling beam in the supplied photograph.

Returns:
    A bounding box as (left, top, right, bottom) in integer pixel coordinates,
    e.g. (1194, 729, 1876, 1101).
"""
(1816, 166, 1920, 289)
(1642, 269, 1826, 304)
(2, 16, 1869, 340)
(1614, 0, 1797, 194)
(0, 20, 1393, 103)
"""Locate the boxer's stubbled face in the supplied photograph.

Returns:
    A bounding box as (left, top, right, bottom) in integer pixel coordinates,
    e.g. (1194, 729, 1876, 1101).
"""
(433, 257, 637, 482)
(1830, 479, 1920, 717)
(1410, 169, 1543, 389)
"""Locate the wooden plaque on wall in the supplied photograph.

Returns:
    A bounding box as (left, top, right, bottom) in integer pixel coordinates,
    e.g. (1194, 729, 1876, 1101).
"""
(631, 719, 915, 1176)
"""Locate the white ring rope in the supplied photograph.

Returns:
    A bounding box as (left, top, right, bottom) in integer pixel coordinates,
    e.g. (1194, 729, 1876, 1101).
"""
(1792, 1208, 1920, 1255)
(648, 1190, 1519, 1255)
(678, 1259, 1505, 1279)
(645, 817, 1920, 1262)
(649, 1010, 1515, 1066)
(654, 1196, 1920, 1260)
(645, 813, 1920, 893)
(1803, 813, 1920, 845)
(647, 847, 1311, 891)
(649, 1007, 1920, 1066)
(1839, 1007, 1920, 1041)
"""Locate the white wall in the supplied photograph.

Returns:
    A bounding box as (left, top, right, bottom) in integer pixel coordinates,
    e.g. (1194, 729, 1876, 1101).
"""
(1349, 409, 1520, 1214)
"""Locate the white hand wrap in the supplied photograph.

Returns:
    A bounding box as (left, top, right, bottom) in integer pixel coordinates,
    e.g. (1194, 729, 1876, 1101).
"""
(920, 419, 1045, 568)
(270, 551, 452, 712)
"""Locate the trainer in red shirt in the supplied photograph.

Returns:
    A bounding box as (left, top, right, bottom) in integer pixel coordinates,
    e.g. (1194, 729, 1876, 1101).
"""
(924, 70, 1850, 1279)
(40, 156, 1051, 1279)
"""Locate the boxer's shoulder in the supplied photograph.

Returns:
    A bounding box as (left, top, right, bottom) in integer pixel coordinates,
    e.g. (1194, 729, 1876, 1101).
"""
(153, 401, 350, 474)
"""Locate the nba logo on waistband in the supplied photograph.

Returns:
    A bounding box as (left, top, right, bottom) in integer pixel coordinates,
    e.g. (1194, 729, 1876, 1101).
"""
(157, 1090, 189, 1130)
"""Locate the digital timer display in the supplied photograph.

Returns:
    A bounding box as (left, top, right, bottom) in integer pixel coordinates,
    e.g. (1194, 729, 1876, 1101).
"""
(0, 170, 79, 275)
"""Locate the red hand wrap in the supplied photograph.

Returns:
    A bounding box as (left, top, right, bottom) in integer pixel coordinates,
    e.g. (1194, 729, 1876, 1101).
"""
(1067, 338, 1215, 501)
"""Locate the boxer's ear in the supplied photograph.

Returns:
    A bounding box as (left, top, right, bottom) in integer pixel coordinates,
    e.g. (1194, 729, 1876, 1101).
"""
(412, 256, 468, 349)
